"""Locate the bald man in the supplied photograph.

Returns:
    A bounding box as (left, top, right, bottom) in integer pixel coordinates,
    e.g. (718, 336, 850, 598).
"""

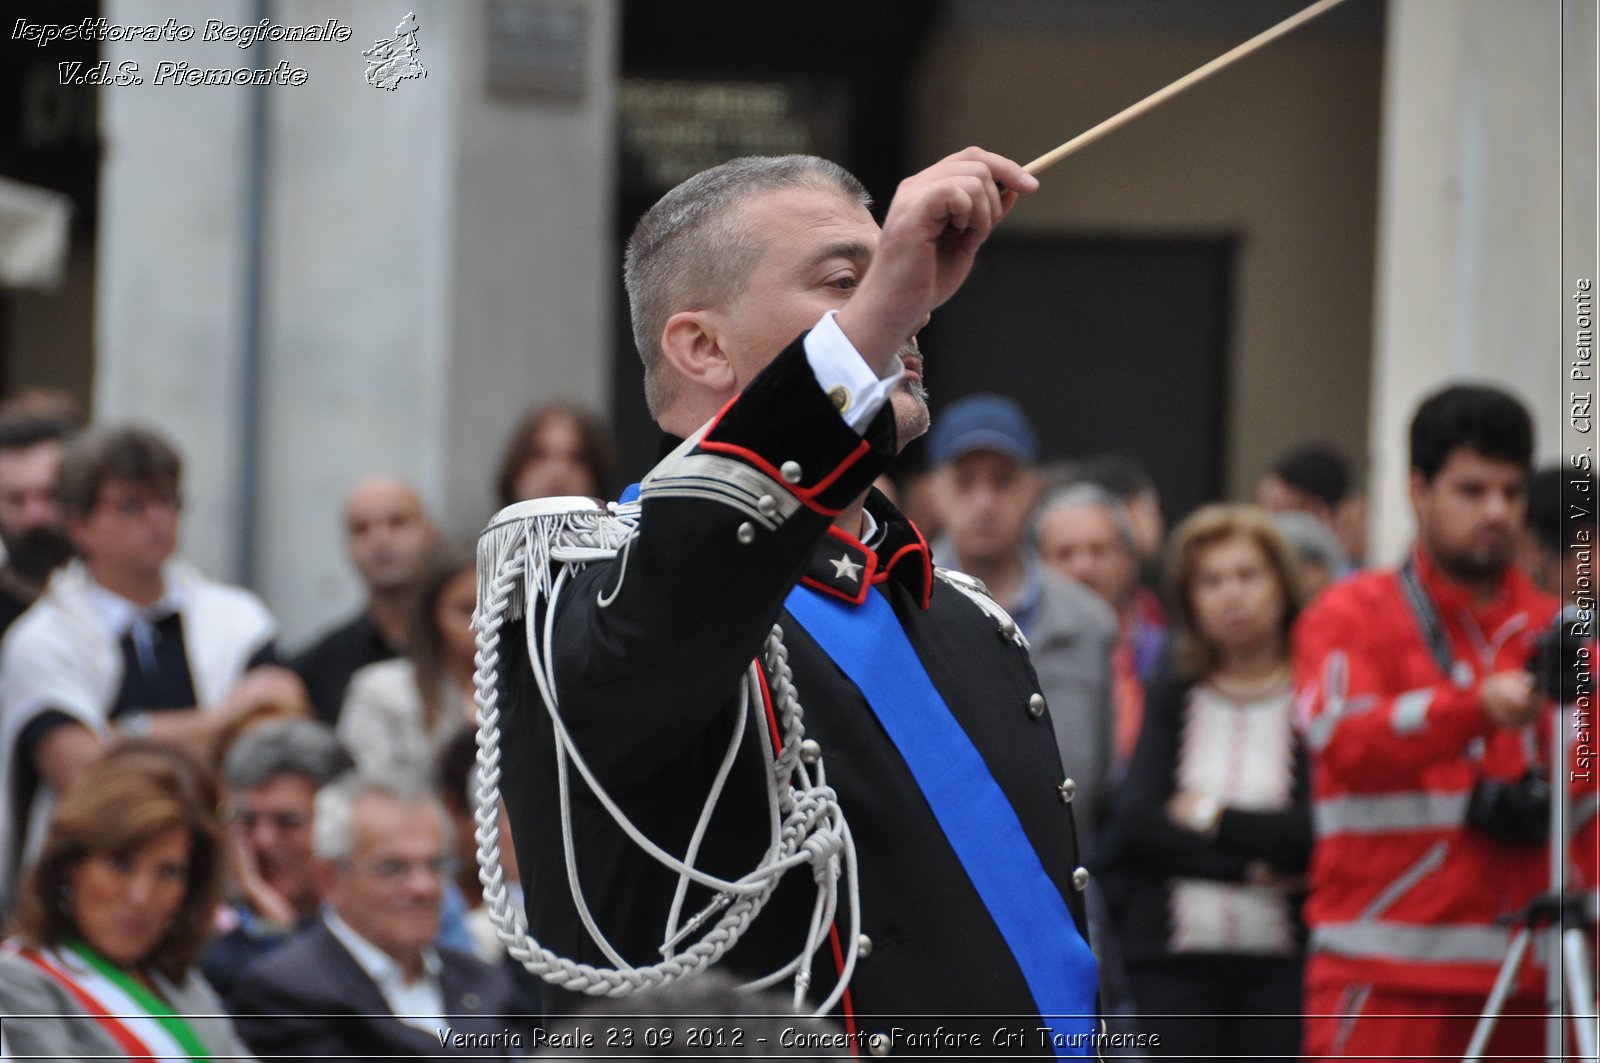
(291, 477, 438, 723)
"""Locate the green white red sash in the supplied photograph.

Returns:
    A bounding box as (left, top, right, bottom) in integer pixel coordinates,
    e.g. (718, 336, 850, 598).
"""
(7, 940, 211, 1061)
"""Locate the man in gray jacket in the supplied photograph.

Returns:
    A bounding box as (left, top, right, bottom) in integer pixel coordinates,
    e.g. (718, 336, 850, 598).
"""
(928, 394, 1118, 850)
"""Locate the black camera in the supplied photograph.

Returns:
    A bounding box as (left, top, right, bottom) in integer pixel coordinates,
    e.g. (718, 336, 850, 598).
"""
(1465, 766, 1551, 846)
(1526, 606, 1594, 703)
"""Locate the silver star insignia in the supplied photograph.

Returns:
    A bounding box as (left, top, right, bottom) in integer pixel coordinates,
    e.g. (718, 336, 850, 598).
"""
(829, 554, 864, 582)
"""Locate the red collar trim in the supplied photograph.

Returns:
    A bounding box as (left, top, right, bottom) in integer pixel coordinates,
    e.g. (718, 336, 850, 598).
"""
(799, 510, 933, 609)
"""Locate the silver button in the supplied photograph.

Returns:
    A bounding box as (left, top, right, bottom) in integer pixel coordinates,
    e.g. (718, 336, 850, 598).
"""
(781, 460, 803, 484)
(736, 522, 756, 544)
(757, 494, 778, 518)
(998, 618, 1018, 640)
(1072, 866, 1090, 891)
(857, 933, 873, 958)
(1058, 778, 1076, 803)
(867, 1032, 891, 1057)
(799, 739, 822, 765)
(1028, 693, 1046, 718)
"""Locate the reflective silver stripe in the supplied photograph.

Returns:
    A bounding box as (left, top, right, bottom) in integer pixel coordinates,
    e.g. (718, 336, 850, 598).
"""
(1355, 839, 1448, 920)
(1331, 983, 1371, 1057)
(1306, 650, 1377, 752)
(1315, 792, 1469, 835)
(1312, 921, 1512, 965)
(1391, 688, 1432, 736)
(639, 453, 801, 529)
(1305, 710, 1340, 753)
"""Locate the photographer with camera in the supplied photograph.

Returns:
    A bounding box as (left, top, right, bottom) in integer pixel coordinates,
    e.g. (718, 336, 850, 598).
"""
(1292, 384, 1562, 1062)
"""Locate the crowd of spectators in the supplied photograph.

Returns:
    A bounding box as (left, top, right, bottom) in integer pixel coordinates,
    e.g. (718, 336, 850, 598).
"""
(887, 383, 1587, 1061)
(0, 398, 612, 1059)
(0, 376, 1588, 1060)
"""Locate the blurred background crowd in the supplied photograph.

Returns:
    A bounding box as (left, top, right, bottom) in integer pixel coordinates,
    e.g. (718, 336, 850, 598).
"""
(0, 379, 1587, 1059)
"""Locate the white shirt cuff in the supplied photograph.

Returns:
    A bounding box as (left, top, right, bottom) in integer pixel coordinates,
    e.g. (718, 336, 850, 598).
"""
(802, 310, 905, 434)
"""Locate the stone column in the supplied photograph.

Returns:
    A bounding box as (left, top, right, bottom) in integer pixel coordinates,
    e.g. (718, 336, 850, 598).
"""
(1367, 0, 1581, 562)
(96, 0, 617, 644)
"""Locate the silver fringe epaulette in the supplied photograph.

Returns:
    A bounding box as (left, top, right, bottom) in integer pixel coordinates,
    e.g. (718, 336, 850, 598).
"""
(935, 566, 1030, 650)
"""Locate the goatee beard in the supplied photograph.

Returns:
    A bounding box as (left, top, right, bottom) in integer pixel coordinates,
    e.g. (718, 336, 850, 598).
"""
(1433, 546, 1511, 586)
(2, 527, 74, 584)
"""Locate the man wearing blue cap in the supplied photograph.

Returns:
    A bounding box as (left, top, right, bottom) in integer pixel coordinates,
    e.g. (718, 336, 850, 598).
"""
(928, 395, 1118, 853)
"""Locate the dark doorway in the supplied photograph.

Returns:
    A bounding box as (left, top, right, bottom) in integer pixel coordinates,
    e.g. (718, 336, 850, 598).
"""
(914, 236, 1235, 526)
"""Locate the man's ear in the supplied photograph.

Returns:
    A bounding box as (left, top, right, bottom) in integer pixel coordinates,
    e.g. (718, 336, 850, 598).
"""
(660, 310, 737, 396)
(1408, 468, 1428, 513)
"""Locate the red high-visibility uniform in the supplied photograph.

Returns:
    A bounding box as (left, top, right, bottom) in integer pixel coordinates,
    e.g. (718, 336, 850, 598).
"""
(1293, 548, 1562, 1060)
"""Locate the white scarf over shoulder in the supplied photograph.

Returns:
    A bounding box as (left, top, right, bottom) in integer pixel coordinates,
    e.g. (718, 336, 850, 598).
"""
(0, 559, 276, 904)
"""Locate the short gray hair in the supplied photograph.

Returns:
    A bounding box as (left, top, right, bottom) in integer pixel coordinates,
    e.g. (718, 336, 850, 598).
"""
(624, 155, 870, 418)
(312, 772, 454, 863)
(222, 719, 352, 791)
(1035, 483, 1138, 555)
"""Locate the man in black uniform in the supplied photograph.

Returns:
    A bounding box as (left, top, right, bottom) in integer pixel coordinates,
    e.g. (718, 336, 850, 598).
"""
(497, 148, 1099, 1054)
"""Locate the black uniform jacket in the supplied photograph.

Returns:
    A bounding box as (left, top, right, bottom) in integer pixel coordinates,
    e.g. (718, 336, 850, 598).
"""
(497, 336, 1093, 1043)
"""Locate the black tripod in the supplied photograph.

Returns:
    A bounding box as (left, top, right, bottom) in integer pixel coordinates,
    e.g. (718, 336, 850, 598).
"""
(1463, 697, 1598, 1062)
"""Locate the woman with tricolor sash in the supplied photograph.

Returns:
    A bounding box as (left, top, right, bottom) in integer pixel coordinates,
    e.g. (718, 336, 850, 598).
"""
(0, 746, 255, 1061)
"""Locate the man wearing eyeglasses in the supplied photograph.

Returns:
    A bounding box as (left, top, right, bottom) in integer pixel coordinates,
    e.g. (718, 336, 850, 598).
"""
(200, 718, 353, 997)
(229, 773, 533, 1058)
(0, 425, 293, 913)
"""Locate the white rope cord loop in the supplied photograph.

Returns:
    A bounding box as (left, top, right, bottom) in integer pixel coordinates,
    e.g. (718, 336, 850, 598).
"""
(469, 497, 859, 1009)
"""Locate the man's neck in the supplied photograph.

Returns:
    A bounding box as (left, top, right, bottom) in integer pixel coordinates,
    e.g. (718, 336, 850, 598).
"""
(1422, 547, 1504, 607)
(367, 590, 412, 651)
(89, 562, 165, 607)
(395, 950, 427, 983)
(1463, 579, 1500, 607)
(956, 551, 1029, 612)
(833, 494, 872, 542)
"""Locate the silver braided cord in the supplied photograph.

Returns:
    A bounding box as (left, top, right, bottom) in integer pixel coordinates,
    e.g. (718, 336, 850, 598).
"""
(470, 501, 859, 1009)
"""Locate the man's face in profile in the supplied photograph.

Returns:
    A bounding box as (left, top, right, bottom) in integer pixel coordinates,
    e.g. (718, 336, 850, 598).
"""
(715, 185, 930, 445)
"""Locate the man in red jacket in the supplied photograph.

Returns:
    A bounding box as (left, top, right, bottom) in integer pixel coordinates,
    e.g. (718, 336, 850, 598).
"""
(1293, 384, 1561, 1061)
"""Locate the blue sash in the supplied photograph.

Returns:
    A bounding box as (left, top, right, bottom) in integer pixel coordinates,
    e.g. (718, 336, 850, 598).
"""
(785, 583, 1098, 1055)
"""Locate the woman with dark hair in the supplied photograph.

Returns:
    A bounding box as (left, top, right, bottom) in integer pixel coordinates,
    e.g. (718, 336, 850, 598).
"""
(493, 401, 620, 507)
(1107, 504, 1313, 1062)
(337, 541, 478, 781)
(0, 746, 254, 1059)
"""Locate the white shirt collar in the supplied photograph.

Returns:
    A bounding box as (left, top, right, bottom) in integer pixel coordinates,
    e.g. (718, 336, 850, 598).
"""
(859, 509, 882, 547)
(82, 569, 185, 640)
(323, 908, 444, 1033)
